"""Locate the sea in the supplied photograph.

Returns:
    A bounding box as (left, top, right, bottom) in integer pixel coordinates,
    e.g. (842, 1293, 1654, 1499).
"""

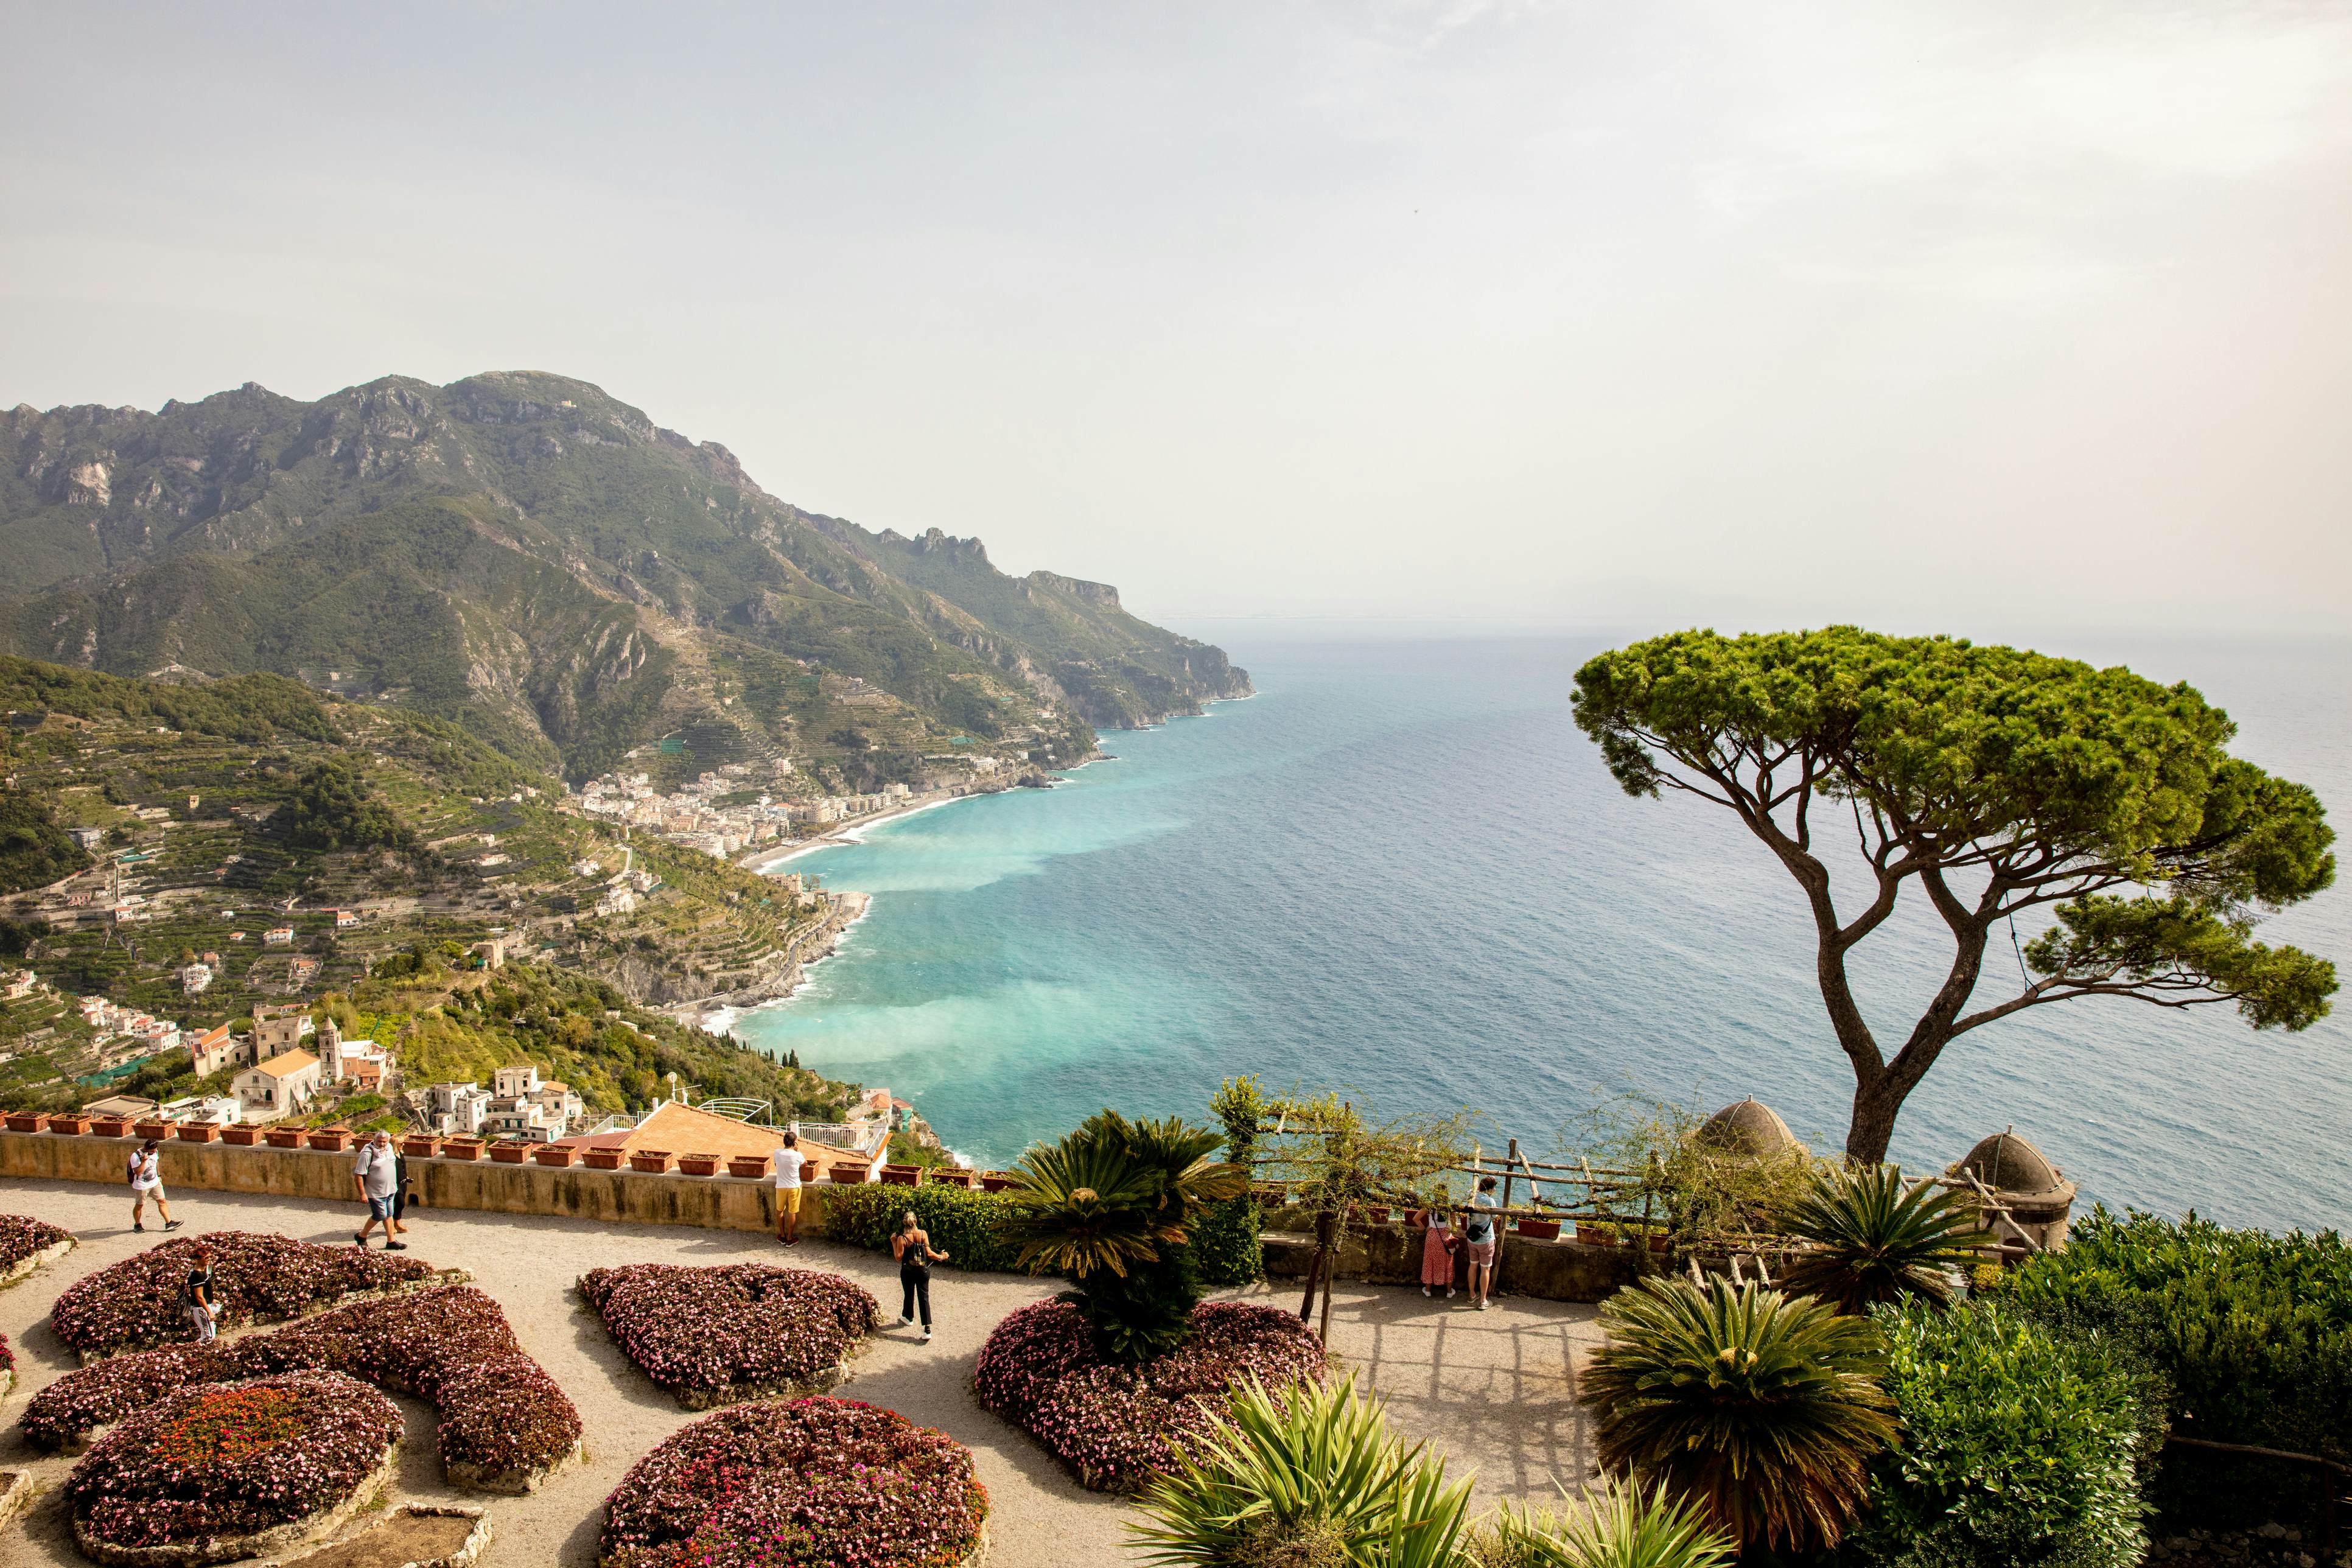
(733, 629, 2352, 1234)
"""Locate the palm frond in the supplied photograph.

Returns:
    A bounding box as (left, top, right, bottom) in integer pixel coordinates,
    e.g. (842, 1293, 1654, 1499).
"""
(1781, 1163, 1983, 1314)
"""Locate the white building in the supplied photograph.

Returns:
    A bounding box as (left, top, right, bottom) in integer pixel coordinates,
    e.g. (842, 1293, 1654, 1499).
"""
(493, 1064, 540, 1099)
(234, 1049, 321, 1118)
(178, 962, 213, 995)
(424, 1082, 495, 1137)
(160, 1094, 242, 1126)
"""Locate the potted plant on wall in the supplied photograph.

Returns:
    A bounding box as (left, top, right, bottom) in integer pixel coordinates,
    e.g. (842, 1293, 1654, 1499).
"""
(51, 1110, 92, 1135)
(533, 1142, 581, 1167)
(399, 1133, 439, 1158)
(489, 1140, 531, 1164)
(307, 1126, 354, 1152)
(829, 1160, 868, 1183)
(4, 1110, 49, 1133)
(441, 1136, 485, 1161)
(727, 1152, 773, 1179)
(583, 1145, 627, 1170)
(629, 1148, 675, 1174)
(134, 1117, 173, 1141)
(89, 1115, 133, 1138)
(266, 1125, 307, 1149)
(880, 1163, 921, 1187)
(177, 1120, 221, 1143)
(677, 1152, 722, 1177)
(222, 1123, 264, 1146)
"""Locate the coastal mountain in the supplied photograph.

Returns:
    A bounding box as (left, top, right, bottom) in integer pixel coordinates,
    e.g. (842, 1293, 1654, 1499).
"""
(0, 373, 1249, 780)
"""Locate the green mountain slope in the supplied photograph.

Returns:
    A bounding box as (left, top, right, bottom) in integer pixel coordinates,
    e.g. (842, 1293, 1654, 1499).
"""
(0, 372, 1248, 779)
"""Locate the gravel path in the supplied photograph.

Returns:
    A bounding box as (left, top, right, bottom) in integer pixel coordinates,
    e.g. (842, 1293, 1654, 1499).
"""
(0, 1178, 1603, 1564)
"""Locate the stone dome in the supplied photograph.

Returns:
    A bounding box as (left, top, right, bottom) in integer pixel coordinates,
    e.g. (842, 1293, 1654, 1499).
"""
(1696, 1097, 1797, 1157)
(1953, 1130, 2072, 1199)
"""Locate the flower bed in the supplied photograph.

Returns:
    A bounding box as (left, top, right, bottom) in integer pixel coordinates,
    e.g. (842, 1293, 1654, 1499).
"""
(1, 1329, 13, 1400)
(0, 1211, 77, 1287)
(600, 1397, 988, 1568)
(578, 1263, 880, 1409)
(66, 1370, 401, 1564)
(973, 1298, 1328, 1492)
(26, 1285, 583, 1493)
(49, 1231, 457, 1361)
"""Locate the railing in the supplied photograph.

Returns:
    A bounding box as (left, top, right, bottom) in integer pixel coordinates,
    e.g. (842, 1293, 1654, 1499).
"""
(696, 1097, 770, 1122)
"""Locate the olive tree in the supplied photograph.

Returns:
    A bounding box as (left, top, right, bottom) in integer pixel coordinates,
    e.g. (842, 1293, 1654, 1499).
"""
(1572, 628, 2335, 1161)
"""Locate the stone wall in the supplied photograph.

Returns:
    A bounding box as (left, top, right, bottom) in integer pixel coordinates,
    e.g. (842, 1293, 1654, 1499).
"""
(1258, 1213, 1656, 1303)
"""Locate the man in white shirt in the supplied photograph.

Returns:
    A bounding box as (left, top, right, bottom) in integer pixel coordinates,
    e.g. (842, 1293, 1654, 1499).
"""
(773, 1132, 805, 1245)
(351, 1131, 405, 1250)
(128, 1137, 181, 1233)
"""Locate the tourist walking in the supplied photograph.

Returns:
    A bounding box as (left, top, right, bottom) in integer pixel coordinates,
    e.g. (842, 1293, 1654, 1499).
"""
(184, 1242, 217, 1344)
(351, 1130, 405, 1250)
(388, 1141, 413, 1245)
(1417, 1199, 1457, 1299)
(1464, 1175, 1501, 1311)
(128, 1138, 180, 1233)
(773, 1132, 804, 1245)
(892, 1209, 948, 1342)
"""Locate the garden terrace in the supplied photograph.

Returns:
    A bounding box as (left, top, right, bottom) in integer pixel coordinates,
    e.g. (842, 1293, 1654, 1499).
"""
(0, 1175, 1607, 1567)
(0, 1213, 75, 1287)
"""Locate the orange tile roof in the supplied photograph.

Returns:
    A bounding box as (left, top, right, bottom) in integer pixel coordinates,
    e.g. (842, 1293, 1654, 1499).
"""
(251, 1049, 318, 1079)
(573, 1101, 874, 1171)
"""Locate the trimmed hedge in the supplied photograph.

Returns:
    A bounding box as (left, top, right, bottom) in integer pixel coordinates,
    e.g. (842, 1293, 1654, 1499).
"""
(819, 1181, 1034, 1275)
(1191, 1198, 1263, 1287)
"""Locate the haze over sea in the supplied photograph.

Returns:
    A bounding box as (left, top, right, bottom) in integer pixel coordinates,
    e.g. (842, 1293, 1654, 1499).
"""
(737, 631, 2352, 1233)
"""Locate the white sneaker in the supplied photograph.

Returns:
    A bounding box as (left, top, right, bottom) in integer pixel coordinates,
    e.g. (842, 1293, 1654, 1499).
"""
(921, 1328, 932, 1342)
(1447, 1287, 1457, 1298)
(1422, 1286, 1432, 1297)
(898, 1315, 915, 1328)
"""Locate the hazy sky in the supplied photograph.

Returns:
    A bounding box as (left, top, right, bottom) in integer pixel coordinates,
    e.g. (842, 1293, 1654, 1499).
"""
(5, 2, 2349, 635)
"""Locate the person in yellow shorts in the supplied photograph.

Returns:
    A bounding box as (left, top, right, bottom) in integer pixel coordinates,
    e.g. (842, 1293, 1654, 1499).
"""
(773, 1131, 805, 1245)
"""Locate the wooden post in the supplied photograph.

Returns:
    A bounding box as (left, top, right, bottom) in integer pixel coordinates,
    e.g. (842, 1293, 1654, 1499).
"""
(1317, 1205, 1337, 1345)
(1501, 1138, 1518, 1215)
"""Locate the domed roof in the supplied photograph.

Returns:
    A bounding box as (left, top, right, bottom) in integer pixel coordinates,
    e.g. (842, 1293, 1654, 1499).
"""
(1954, 1129, 2069, 1197)
(1696, 1098, 1796, 1157)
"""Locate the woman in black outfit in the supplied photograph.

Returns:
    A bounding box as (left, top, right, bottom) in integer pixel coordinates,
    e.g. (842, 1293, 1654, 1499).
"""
(891, 1209, 949, 1342)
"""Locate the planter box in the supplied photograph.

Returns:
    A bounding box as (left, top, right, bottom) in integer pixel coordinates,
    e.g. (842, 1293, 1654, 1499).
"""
(221, 1125, 264, 1146)
(583, 1148, 627, 1171)
(1567, 1222, 1611, 1245)
(1648, 1233, 1673, 1253)
(176, 1122, 222, 1143)
(677, 1153, 722, 1177)
(926, 1167, 974, 1189)
(727, 1154, 773, 1180)
(532, 1144, 581, 1168)
(399, 1135, 441, 1158)
(489, 1142, 532, 1164)
(629, 1150, 675, 1174)
(979, 1173, 1014, 1192)
(89, 1118, 133, 1138)
(4, 1112, 48, 1133)
(829, 1161, 869, 1183)
(134, 1120, 173, 1141)
(51, 1113, 91, 1135)
(880, 1164, 921, 1187)
(308, 1129, 354, 1152)
(266, 1128, 307, 1149)
(441, 1139, 485, 1161)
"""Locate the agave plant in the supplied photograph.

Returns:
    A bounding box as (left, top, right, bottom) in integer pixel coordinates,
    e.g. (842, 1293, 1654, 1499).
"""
(1129, 1373, 1474, 1568)
(1580, 1275, 1896, 1554)
(1475, 1480, 1735, 1568)
(1007, 1109, 1245, 1361)
(1780, 1162, 1984, 1314)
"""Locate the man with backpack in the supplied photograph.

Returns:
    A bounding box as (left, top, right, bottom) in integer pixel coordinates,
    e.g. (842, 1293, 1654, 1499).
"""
(128, 1137, 181, 1233)
(351, 1130, 405, 1250)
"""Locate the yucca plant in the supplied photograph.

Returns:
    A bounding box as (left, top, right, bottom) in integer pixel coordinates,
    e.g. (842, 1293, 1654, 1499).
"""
(1129, 1373, 1474, 1568)
(1581, 1275, 1896, 1553)
(1780, 1162, 1983, 1314)
(1473, 1480, 1735, 1568)
(1007, 1108, 1245, 1362)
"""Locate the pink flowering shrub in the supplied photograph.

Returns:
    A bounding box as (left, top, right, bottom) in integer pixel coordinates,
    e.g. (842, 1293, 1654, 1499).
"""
(0, 1212, 74, 1272)
(973, 1298, 1327, 1492)
(49, 1230, 444, 1358)
(580, 1263, 881, 1406)
(66, 1370, 400, 1553)
(1, 1328, 13, 1382)
(601, 1397, 987, 1568)
(24, 1286, 582, 1491)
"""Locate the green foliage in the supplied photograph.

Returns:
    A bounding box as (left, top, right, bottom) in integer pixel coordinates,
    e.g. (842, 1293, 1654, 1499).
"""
(1007, 1109, 1247, 1363)
(1199, 1076, 1269, 1287)
(0, 658, 338, 743)
(1581, 1275, 1897, 1554)
(2007, 1208, 2352, 1530)
(817, 1179, 1030, 1274)
(282, 759, 410, 852)
(1844, 1299, 2151, 1568)
(1782, 1164, 1985, 1315)
(1129, 1374, 1474, 1568)
(0, 789, 88, 893)
(1474, 1480, 1736, 1568)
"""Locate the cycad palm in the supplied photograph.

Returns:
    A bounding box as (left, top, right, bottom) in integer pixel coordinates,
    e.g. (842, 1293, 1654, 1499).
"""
(1580, 1275, 1895, 1553)
(1480, 1480, 1735, 1568)
(1780, 1163, 1983, 1314)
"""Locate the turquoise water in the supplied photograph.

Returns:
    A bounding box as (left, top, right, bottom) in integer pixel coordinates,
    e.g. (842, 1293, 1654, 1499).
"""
(737, 633, 2352, 1232)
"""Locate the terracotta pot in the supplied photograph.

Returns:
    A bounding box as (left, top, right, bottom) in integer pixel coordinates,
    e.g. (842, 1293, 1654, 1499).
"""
(880, 1164, 920, 1187)
(629, 1149, 675, 1174)
(399, 1135, 439, 1158)
(307, 1129, 354, 1152)
(221, 1125, 264, 1146)
(532, 1143, 580, 1167)
(979, 1173, 1013, 1193)
(489, 1142, 531, 1164)
(677, 1153, 721, 1177)
(828, 1161, 867, 1183)
(441, 1138, 485, 1161)
(89, 1118, 133, 1138)
(176, 1122, 221, 1143)
(1648, 1232, 1672, 1253)
(134, 1119, 173, 1141)
(583, 1147, 626, 1170)
(51, 1113, 92, 1135)
(927, 1167, 975, 1189)
(1363, 1204, 1391, 1225)
(1569, 1222, 1612, 1245)
(727, 1154, 774, 1179)
(266, 1128, 306, 1149)
(4, 1111, 49, 1133)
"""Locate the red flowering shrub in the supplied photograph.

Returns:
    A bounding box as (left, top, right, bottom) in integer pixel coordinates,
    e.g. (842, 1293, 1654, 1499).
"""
(49, 1230, 450, 1359)
(66, 1370, 399, 1555)
(973, 1298, 1328, 1492)
(0, 1211, 74, 1275)
(24, 1286, 583, 1493)
(601, 1398, 987, 1568)
(1, 1328, 13, 1391)
(579, 1263, 881, 1407)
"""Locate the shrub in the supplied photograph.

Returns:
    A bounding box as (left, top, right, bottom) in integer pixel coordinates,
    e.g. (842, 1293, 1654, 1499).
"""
(1843, 1298, 2150, 1568)
(1471, 1480, 1736, 1568)
(1130, 1373, 1473, 1568)
(0, 1211, 75, 1275)
(23, 1342, 239, 1450)
(819, 1180, 1029, 1273)
(579, 1263, 879, 1406)
(49, 1230, 447, 1358)
(2007, 1208, 2352, 1531)
(975, 1297, 1328, 1493)
(1190, 1195, 1264, 1288)
(65, 1370, 401, 1555)
(1581, 1275, 1897, 1554)
(1781, 1164, 1983, 1315)
(600, 1396, 987, 1568)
